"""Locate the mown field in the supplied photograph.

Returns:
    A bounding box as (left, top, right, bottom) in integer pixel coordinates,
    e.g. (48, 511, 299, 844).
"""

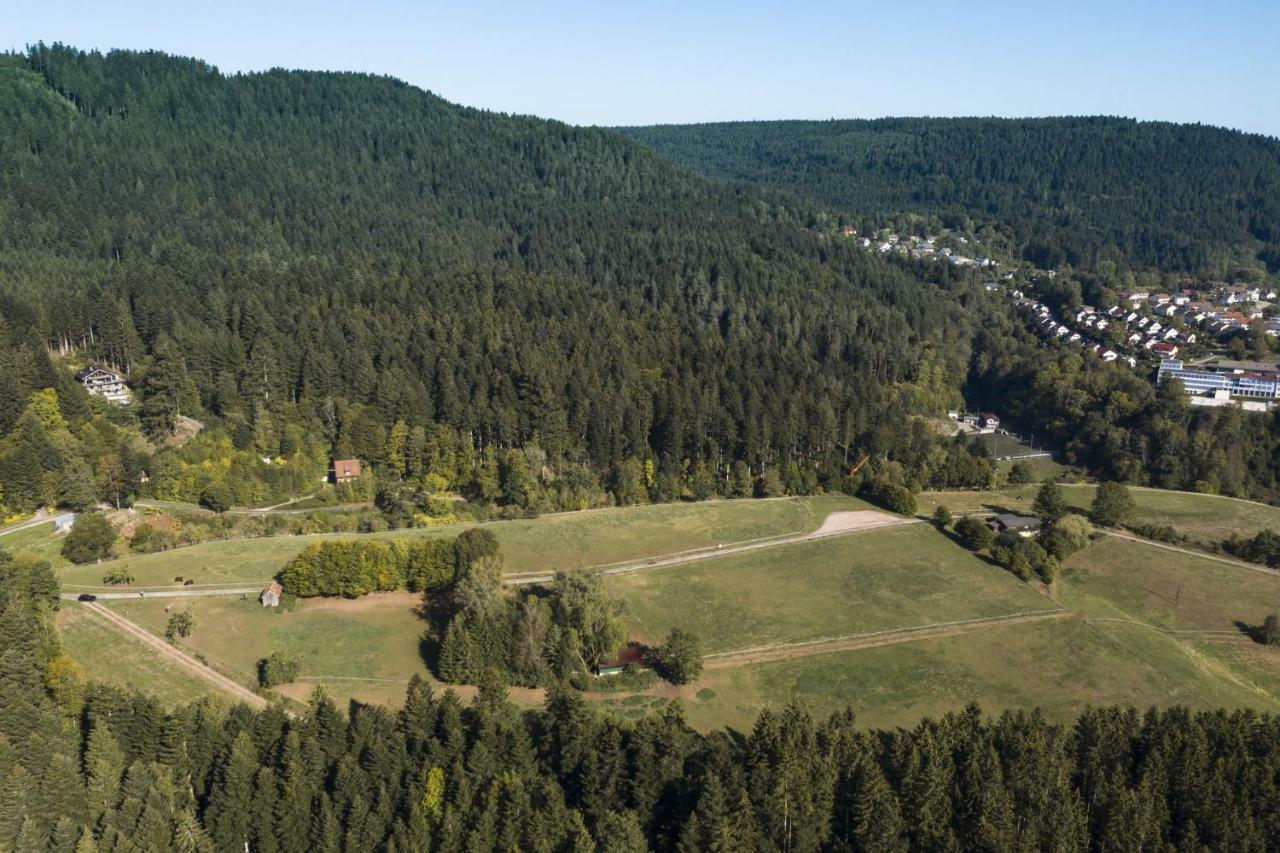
(56, 494, 863, 589)
(53, 487, 1280, 731)
(678, 613, 1280, 731)
(56, 604, 219, 706)
(650, 532, 1280, 730)
(608, 522, 1048, 652)
(0, 520, 67, 566)
(104, 592, 435, 709)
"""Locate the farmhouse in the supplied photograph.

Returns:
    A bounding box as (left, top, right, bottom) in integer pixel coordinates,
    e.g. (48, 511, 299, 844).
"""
(75, 365, 131, 404)
(260, 582, 283, 607)
(331, 458, 363, 483)
(987, 514, 1042, 537)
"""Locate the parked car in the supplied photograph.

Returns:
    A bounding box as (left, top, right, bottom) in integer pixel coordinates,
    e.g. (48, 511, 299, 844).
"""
(77, 593, 97, 602)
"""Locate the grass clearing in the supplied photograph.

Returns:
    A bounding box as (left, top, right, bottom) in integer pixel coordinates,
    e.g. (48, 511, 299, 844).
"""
(608, 523, 1047, 653)
(58, 495, 865, 589)
(678, 612, 1280, 731)
(1059, 536, 1280, 633)
(1, 521, 69, 567)
(103, 592, 435, 708)
(57, 605, 217, 706)
(920, 484, 1280, 542)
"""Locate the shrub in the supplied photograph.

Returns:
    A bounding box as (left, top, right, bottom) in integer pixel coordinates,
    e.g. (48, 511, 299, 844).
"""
(1039, 513, 1093, 559)
(861, 477, 917, 516)
(130, 522, 177, 554)
(1262, 613, 1280, 646)
(992, 531, 1058, 583)
(1007, 462, 1032, 485)
(454, 528, 500, 571)
(200, 482, 234, 513)
(954, 516, 995, 552)
(61, 513, 117, 564)
(932, 505, 954, 528)
(258, 651, 302, 687)
(102, 566, 135, 585)
(165, 606, 195, 642)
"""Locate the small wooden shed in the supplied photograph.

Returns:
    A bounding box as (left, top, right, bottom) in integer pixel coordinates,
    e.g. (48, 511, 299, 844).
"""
(260, 581, 283, 608)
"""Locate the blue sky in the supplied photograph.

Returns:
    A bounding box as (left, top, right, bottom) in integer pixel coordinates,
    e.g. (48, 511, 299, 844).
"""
(5, 1, 1278, 136)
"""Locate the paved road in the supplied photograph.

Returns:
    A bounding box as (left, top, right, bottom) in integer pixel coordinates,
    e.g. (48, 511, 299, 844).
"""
(60, 586, 265, 601)
(78, 602, 268, 708)
(505, 511, 918, 586)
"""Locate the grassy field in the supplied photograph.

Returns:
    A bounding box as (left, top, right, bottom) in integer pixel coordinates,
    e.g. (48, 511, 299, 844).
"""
(56, 487, 1280, 732)
(677, 612, 1280, 731)
(1, 520, 69, 567)
(57, 605, 219, 706)
(57, 494, 864, 589)
(919, 483, 1280, 541)
(104, 592, 435, 708)
(609, 523, 1048, 652)
(1058, 536, 1280, 632)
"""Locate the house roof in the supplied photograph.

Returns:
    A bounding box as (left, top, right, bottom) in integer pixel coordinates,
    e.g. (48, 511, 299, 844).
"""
(263, 581, 283, 596)
(75, 364, 122, 381)
(989, 513, 1041, 530)
(333, 458, 362, 478)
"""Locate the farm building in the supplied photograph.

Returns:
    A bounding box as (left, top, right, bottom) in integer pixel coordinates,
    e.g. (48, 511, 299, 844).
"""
(987, 514, 1042, 537)
(260, 582, 283, 607)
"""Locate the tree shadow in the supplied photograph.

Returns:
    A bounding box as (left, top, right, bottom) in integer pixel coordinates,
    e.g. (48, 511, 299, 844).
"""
(1234, 620, 1265, 643)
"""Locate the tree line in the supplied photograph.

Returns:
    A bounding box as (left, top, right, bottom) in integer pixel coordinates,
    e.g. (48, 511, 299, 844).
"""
(279, 528, 497, 597)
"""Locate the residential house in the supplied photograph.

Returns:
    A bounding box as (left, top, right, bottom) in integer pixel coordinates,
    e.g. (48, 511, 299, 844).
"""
(987, 514, 1042, 537)
(332, 459, 363, 483)
(75, 365, 131, 404)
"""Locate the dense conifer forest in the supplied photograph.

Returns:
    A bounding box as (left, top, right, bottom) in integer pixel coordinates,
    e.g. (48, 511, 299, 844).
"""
(621, 117, 1280, 274)
(0, 44, 988, 518)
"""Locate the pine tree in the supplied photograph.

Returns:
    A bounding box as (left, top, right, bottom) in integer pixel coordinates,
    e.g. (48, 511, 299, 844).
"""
(438, 617, 475, 684)
(205, 731, 258, 851)
(83, 723, 124, 825)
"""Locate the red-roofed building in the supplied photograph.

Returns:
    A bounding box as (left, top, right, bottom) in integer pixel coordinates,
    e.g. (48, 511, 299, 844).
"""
(332, 458, 363, 483)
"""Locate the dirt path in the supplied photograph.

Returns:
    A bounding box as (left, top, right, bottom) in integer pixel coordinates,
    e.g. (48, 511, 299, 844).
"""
(506, 510, 915, 586)
(703, 608, 1070, 668)
(1102, 531, 1280, 578)
(79, 602, 268, 709)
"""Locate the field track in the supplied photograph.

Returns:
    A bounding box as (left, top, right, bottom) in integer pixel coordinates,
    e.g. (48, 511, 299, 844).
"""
(703, 607, 1070, 667)
(78, 602, 269, 708)
(506, 510, 915, 585)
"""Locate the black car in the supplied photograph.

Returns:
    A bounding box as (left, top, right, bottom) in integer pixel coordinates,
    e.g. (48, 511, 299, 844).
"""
(77, 593, 97, 603)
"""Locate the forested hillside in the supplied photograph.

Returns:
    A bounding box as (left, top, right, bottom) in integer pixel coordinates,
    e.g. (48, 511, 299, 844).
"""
(621, 117, 1280, 274)
(0, 44, 985, 517)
